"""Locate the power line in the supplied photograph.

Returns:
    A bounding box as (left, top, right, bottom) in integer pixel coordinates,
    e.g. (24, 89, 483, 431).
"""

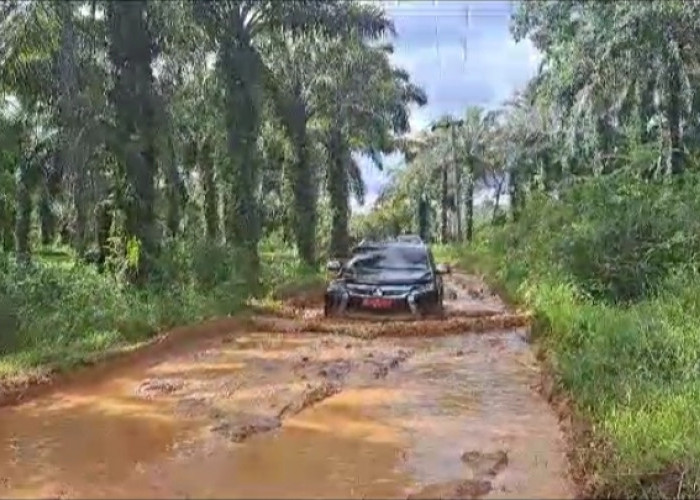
(386, 9, 512, 12)
(386, 0, 517, 10)
(383, 6, 515, 13)
(388, 12, 512, 17)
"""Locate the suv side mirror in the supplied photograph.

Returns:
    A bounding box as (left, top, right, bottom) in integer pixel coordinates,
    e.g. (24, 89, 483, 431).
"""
(326, 260, 342, 273)
(435, 263, 451, 275)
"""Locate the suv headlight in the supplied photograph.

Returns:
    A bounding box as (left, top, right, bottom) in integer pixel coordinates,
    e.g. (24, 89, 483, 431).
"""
(413, 282, 435, 294)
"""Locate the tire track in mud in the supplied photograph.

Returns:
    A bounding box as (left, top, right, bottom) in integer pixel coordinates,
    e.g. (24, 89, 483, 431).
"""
(138, 272, 532, 468)
(187, 272, 521, 445)
(131, 331, 416, 447)
(208, 347, 411, 444)
(200, 351, 414, 445)
(406, 450, 511, 500)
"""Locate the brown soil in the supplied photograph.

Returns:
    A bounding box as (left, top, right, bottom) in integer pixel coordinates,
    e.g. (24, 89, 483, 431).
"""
(0, 316, 250, 408)
(0, 272, 576, 499)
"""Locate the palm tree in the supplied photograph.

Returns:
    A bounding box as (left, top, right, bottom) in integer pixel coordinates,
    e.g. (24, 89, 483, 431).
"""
(0, 98, 54, 262)
(513, 0, 700, 179)
(456, 107, 499, 242)
(264, 4, 391, 265)
(56, 1, 87, 255)
(431, 116, 462, 243)
(315, 35, 426, 257)
(192, 1, 394, 283)
(107, 0, 159, 284)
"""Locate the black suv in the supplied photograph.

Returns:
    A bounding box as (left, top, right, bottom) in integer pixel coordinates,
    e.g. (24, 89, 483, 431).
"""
(324, 241, 449, 318)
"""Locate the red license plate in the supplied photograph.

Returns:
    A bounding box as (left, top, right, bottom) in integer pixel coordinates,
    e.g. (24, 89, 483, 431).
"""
(362, 298, 394, 309)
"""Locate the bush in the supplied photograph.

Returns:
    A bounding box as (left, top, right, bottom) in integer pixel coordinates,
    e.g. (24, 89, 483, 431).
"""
(0, 236, 319, 377)
(491, 175, 700, 304)
(454, 173, 700, 497)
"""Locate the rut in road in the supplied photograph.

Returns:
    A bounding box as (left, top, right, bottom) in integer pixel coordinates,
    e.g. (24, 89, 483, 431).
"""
(0, 273, 575, 499)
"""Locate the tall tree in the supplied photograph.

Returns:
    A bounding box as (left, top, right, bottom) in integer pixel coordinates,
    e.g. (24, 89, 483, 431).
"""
(316, 35, 426, 257)
(265, 3, 391, 265)
(192, 1, 384, 280)
(107, 0, 158, 284)
(56, 0, 87, 255)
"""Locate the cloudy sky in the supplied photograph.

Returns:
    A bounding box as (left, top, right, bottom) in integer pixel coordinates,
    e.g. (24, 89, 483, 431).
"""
(353, 0, 541, 212)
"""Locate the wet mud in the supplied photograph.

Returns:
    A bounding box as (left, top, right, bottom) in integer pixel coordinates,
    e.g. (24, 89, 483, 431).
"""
(0, 273, 575, 499)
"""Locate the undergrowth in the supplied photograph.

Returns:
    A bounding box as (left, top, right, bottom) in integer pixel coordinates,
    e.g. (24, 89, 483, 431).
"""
(446, 173, 700, 498)
(0, 233, 320, 378)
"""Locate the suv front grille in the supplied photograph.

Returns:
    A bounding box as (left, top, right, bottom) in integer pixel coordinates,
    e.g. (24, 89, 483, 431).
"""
(346, 284, 411, 297)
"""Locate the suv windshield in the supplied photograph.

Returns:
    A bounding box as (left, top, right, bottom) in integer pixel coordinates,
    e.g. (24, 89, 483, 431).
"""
(345, 245, 430, 273)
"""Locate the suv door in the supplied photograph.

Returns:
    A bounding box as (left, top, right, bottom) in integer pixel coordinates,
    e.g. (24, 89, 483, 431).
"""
(426, 248, 444, 303)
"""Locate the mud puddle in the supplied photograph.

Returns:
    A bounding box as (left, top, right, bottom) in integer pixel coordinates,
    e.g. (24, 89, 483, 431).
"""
(0, 274, 574, 499)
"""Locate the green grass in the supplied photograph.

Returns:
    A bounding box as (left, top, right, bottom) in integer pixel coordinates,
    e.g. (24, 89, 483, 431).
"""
(0, 266, 241, 378)
(447, 230, 700, 498)
(0, 242, 321, 380)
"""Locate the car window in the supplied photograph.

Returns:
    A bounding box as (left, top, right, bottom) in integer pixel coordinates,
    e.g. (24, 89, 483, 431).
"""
(427, 250, 437, 270)
(346, 246, 430, 272)
(398, 235, 421, 243)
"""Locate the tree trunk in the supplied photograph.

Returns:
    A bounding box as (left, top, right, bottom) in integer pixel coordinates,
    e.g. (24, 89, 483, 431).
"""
(440, 162, 448, 243)
(198, 139, 219, 243)
(38, 188, 55, 246)
(638, 79, 655, 144)
(0, 204, 13, 252)
(287, 98, 317, 266)
(451, 127, 462, 242)
(418, 194, 429, 241)
(14, 160, 31, 264)
(164, 136, 184, 238)
(509, 167, 521, 222)
(222, 190, 236, 244)
(220, 25, 263, 285)
(57, 0, 87, 256)
(667, 58, 683, 176)
(327, 127, 350, 259)
(491, 177, 503, 224)
(107, 0, 158, 285)
(124, 142, 158, 281)
(95, 198, 113, 272)
(465, 159, 474, 243)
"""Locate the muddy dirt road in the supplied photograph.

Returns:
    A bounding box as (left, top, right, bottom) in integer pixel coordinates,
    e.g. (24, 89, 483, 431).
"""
(0, 273, 575, 499)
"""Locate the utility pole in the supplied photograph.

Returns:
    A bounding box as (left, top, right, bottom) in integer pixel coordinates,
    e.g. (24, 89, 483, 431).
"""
(440, 158, 448, 243)
(450, 123, 463, 241)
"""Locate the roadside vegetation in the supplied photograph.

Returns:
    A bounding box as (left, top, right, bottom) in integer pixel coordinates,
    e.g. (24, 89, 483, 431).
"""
(441, 178, 700, 498)
(362, 1, 700, 497)
(5, 0, 700, 496)
(0, 1, 425, 377)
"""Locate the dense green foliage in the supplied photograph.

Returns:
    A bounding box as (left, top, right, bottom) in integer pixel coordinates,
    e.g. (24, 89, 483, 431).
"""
(444, 176, 700, 498)
(0, 1, 425, 374)
(0, 235, 319, 376)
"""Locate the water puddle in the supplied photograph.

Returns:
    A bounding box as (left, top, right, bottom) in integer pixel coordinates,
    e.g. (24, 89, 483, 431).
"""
(0, 275, 574, 499)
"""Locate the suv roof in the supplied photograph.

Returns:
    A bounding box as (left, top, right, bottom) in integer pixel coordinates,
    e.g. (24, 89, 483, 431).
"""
(350, 238, 428, 256)
(396, 234, 423, 243)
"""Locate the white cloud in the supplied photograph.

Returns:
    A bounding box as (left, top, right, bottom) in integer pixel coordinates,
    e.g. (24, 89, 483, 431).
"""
(408, 106, 432, 136)
(351, 1, 542, 212)
(389, 33, 541, 122)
